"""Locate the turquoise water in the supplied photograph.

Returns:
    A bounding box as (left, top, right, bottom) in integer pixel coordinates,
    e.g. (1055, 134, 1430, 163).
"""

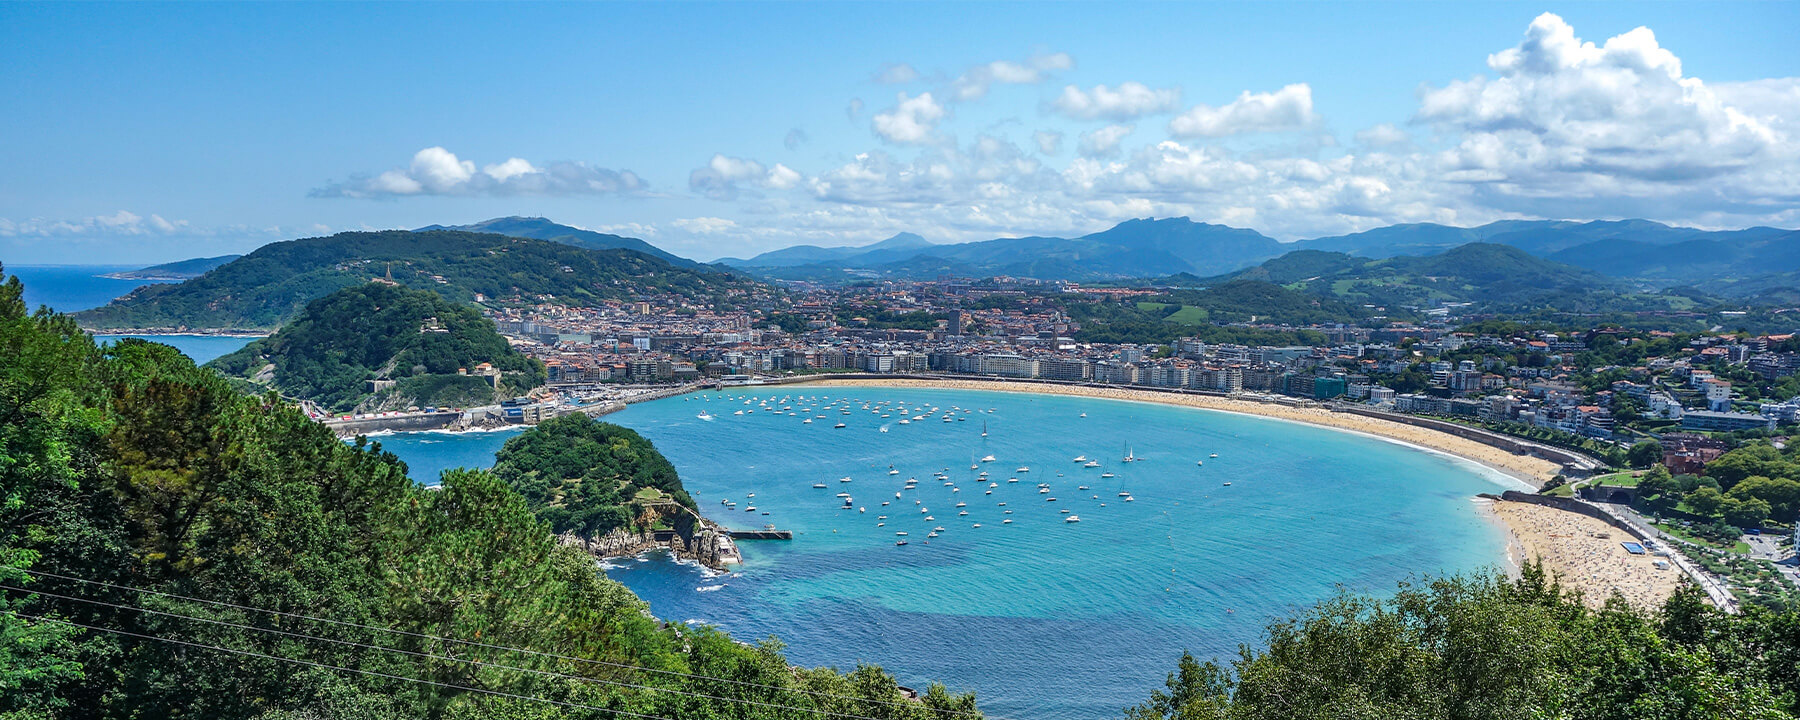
(365, 428, 529, 486)
(94, 334, 258, 365)
(375, 385, 1521, 720)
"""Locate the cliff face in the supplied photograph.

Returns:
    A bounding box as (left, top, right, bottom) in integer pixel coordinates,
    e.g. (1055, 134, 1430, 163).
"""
(561, 509, 739, 570)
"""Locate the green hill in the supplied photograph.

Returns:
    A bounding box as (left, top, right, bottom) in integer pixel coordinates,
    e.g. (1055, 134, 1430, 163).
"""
(1, 263, 978, 719)
(494, 414, 696, 539)
(1211, 243, 1684, 314)
(208, 283, 544, 412)
(99, 254, 241, 280)
(73, 229, 768, 331)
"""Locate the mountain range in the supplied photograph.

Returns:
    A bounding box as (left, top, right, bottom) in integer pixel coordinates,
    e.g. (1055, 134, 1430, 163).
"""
(706, 217, 1800, 295)
(417, 216, 704, 269)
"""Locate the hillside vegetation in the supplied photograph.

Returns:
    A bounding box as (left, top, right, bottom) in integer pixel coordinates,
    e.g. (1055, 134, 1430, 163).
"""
(74, 229, 765, 331)
(0, 263, 978, 720)
(493, 414, 696, 538)
(208, 283, 543, 413)
(1125, 569, 1800, 719)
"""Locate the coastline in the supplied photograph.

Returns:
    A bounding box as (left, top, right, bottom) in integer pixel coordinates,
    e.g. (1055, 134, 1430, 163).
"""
(786, 376, 1561, 487)
(88, 329, 271, 338)
(1487, 498, 1680, 611)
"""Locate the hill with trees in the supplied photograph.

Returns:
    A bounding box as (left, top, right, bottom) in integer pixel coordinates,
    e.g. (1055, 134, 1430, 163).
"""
(73, 229, 769, 331)
(0, 263, 978, 720)
(419, 216, 705, 269)
(99, 254, 242, 280)
(207, 283, 544, 413)
(493, 414, 695, 539)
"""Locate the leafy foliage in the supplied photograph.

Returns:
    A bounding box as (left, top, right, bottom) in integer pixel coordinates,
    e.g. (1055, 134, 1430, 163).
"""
(0, 264, 977, 720)
(1125, 569, 1799, 719)
(208, 283, 544, 412)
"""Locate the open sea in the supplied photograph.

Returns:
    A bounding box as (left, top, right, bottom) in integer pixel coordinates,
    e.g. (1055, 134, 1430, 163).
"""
(373, 385, 1526, 720)
(4, 264, 258, 363)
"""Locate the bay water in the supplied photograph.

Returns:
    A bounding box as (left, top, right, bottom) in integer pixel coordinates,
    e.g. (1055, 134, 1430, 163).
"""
(376, 385, 1522, 720)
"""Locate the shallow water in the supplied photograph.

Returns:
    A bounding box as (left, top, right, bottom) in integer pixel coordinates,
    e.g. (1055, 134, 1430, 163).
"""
(377, 385, 1518, 720)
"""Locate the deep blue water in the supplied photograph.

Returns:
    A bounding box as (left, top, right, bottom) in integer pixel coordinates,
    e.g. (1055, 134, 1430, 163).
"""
(374, 385, 1523, 720)
(4, 264, 171, 314)
(3, 263, 258, 363)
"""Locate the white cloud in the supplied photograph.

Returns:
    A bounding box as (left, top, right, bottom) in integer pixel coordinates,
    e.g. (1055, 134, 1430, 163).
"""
(314, 147, 644, 198)
(1050, 82, 1180, 120)
(1414, 12, 1797, 219)
(594, 222, 659, 237)
(872, 92, 947, 145)
(1078, 124, 1135, 158)
(672, 217, 738, 235)
(1353, 123, 1411, 148)
(950, 51, 1073, 101)
(0, 210, 189, 237)
(1168, 83, 1317, 137)
(688, 154, 805, 200)
(874, 62, 921, 84)
(1033, 130, 1063, 155)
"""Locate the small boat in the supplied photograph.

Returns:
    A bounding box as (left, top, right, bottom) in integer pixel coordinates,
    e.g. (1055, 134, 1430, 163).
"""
(836, 492, 851, 498)
(896, 540, 908, 545)
(896, 531, 909, 536)
(733, 410, 743, 415)
(1002, 519, 1013, 524)
(955, 502, 967, 508)
(980, 455, 996, 462)
(1072, 456, 1086, 463)
(1084, 461, 1101, 468)
(981, 421, 988, 437)
(1078, 485, 1089, 490)
(1100, 472, 1115, 479)
(1123, 444, 1136, 463)
(803, 419, 813, 424)
(899, 419, 910, 425)
(813, 483, 827, 489)
(840, 477, 853, 483)
(1223, 482, 1232, 486)
(1079, 413, 1087, 418)
(958, 511, 968, 516)
(1039, 488, 1049, 494)
(934, 526, 946, 532)
(834, 423, 846, 428)
(927, 532, 938, 538)
(888, 469, 900, 475)
(1119, 491, 1131, 497)
(1008, 477, 1019, 483)
(1124, 496, 1135, 502)
(1046, 497, 1057, 502)
(745, 506, 756, 512)
(925, 515, 935, 521)
(1210, 453, 1218, 458)
(1017, 466, 1030, 473)
(1196, 460, 1203, 466)
(1059, 509, 1070, 514)
(1065, 515, 1081, 523)
(972, 523, 982, 528)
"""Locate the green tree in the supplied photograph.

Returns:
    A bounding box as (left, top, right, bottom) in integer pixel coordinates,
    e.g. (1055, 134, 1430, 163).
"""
(1688, 486, 1727, 516)
(1627, 440, 1663, 469)
(1723, 497, 1772, 529)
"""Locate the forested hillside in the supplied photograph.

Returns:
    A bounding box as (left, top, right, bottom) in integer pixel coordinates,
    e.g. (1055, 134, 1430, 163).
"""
(73, 229, 769, 331)
(494, 414, 696, 538)
(0, 264, 978, 720)
(208, 283, 544, 413)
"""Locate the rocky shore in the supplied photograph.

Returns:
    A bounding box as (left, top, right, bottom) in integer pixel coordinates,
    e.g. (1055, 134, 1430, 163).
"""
(561, 509, 742, 572)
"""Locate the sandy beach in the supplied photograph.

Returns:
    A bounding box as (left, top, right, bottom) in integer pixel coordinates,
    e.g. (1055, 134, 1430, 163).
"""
(793, 377, 1562, 485)
(1489, 499, 1680, 610)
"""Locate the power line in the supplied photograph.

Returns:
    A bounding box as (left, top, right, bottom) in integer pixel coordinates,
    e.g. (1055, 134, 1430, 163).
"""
(12, 612, 684, 720)
(18, 569, 984, 717)
(2, 584, 938, 720)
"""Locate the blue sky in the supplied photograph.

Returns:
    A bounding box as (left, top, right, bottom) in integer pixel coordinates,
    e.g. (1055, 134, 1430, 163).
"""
(3, 1, 1797, 264)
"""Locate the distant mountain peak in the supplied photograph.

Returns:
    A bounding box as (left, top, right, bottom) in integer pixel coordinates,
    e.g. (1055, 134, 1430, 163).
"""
(419, 216, 701, 268)
(865, 232, 932, 250)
